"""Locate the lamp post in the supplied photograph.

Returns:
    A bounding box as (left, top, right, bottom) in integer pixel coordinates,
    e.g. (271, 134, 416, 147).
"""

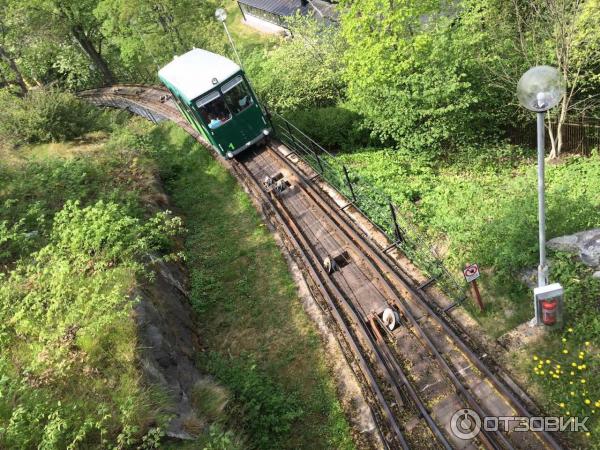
(517, 66, 565, 325)
(215, 8, 243, 68)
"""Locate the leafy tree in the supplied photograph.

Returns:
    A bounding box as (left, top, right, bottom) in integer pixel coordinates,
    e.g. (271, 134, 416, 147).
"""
(340, 0, 496, 155)
(4, 0, 123, 90)
(460, 0, 600, 158)
(245, 14, 347, 112)
(12, 0, 116, 86)
(0, 0, 29, 95)
(95, 0, 225, 82)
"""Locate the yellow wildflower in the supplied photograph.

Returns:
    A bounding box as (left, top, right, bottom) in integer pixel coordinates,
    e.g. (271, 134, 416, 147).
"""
(585, 399, 591, 405)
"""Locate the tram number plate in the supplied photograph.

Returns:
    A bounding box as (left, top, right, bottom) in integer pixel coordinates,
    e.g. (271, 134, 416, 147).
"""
(463, 264, 480, 283)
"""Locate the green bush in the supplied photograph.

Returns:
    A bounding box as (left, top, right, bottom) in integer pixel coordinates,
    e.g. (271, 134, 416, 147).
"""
(244, 15, 347, 112)
(285, 106, 371, 151)
(340, 0, 510, 155)
(0, 200, 182, 449)
(0, 89, 99, 145)
(0, 148, 158, 266)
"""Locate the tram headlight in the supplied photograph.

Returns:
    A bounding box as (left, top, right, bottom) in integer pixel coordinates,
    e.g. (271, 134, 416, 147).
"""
(262, 128, 270, 136)
(226, 151, 234, 159)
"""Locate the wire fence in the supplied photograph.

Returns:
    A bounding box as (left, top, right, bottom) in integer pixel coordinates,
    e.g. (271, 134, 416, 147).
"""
(507, 118, 600, 156)
(267, 109, 467, 305)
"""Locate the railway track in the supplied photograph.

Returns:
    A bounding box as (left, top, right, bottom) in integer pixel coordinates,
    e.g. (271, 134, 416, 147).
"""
(80, 85, 565, 450)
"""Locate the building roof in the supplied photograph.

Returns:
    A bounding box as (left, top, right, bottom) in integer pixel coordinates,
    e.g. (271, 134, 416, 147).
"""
(238, 0, 337, 22)
(158, 49, 241, 102)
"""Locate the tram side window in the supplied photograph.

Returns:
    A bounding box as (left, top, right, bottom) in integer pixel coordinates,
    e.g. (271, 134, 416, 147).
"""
(222, 76, 253, 115)
(195, 91, 232, 129)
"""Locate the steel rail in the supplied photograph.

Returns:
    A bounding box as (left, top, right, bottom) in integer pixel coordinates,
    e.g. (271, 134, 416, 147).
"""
(367, 316, 454, 450)
(262, 146, 509, 450)
(265, 144, 562, 450)
(244, 150, 466, 448)
(231, 153, 410, 449)
(79, 86, 564, 450)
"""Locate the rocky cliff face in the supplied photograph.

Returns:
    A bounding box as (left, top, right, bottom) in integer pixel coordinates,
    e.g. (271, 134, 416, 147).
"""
(134, 256, 206, 440)
(131, 176, 209, 441)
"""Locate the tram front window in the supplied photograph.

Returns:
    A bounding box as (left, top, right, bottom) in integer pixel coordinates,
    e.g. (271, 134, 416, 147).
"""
(196, 91, 231, 129)
(222, 76, 253, 115)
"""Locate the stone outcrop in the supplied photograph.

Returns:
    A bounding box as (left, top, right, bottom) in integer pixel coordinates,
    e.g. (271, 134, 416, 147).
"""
(134, 257, 204, 440)
(547, 228, 600, 268)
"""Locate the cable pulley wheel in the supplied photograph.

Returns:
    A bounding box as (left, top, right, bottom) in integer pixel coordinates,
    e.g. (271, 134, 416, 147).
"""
(323, 256, 338, 274)
(382, 308, 399, 331)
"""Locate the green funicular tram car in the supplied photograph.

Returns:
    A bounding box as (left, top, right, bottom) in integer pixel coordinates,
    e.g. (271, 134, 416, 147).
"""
(159, 48, 270, 158)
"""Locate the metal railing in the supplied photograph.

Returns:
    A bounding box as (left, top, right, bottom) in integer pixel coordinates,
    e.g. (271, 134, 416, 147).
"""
(508, 118, 600, 156)
(267, 109, 466, 305)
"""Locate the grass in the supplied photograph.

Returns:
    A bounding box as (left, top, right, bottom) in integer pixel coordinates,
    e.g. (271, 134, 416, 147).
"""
(131, 119, 355, 449)
(0, 122, 181, 448)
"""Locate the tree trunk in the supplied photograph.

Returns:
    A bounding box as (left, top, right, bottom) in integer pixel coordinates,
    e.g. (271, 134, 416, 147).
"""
(556, 98, 568, 157)
(0, 45, 27, 96)
(548, 99, 568, 159)
(70, 25, 115, 85)
(547, 115, 557, 159)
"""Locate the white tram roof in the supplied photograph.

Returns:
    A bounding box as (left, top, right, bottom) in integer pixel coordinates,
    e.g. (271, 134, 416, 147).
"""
(158, 48, 241, 102)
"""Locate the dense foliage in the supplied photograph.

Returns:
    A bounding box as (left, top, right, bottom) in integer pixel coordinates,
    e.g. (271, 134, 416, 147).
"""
(284, 106, 370, 151)
(340, 0, 484, 154)
(245, 15, 346, 112)
(338, 0, 600, 155)
(0, 133, 183, 448)
(0, 0, 225, 93)
(0, 201, 181, 448)
(0, 89, 101, 145)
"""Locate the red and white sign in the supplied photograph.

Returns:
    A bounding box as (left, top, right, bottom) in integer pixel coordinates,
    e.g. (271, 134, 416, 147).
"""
(463, 264, 480, 283)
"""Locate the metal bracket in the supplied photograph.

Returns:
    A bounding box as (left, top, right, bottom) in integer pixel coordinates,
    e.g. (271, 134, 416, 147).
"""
(417, 278, 437, 290)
